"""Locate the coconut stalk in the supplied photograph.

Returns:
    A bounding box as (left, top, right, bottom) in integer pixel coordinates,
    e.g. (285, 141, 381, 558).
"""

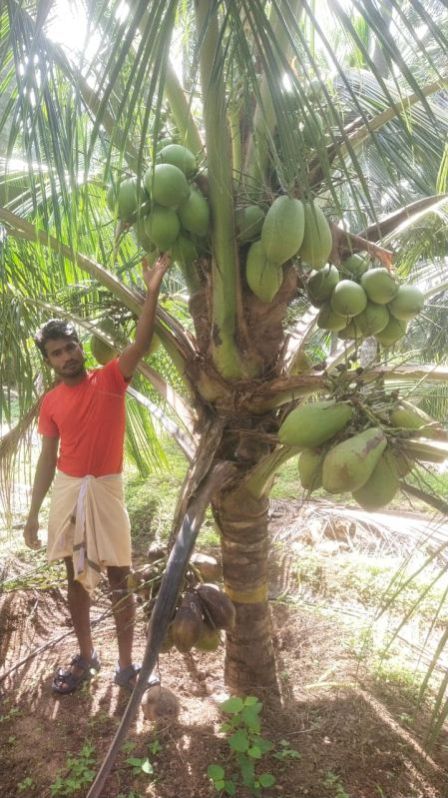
(195, 0, 249, 379)
(228, 98, 243, 177)
(164, 59, 203, 156)
(243, 444, 302, 499)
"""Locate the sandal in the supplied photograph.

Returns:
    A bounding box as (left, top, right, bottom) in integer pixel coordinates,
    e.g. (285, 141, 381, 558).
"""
(114, 663, 160, 692)
(52, 651, 101, 695)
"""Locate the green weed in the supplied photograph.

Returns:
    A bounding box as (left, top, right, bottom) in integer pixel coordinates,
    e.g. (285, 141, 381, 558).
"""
(49, 742, 96, 796)
(273, 739, 301, 762)
(207, 696, 299, 796)
(126, 755, 154, 777)
(123, 737, 161, 782)
(324, 770, 350, 798)
(17, 776, 35, 793)
(0, 705, 21, 723)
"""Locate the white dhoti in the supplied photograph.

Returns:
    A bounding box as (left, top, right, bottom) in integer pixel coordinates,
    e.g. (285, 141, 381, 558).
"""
(47, 471, 132, 591)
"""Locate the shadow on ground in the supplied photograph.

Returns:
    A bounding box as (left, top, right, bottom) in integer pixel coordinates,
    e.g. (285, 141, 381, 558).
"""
(1, 583, 447, 798)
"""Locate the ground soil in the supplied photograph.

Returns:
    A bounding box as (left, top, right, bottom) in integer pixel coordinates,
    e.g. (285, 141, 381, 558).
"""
(0, 501, 447, 798)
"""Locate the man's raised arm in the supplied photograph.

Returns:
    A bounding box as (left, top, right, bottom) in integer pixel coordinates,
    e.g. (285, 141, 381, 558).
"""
(118, 254, 171, 380)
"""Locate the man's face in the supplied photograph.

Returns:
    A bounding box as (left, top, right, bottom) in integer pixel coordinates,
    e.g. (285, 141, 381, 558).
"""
(44, 337, 86, 379)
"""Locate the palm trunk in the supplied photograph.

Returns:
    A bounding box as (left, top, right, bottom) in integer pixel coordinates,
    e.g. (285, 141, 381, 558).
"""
(213, 484, 278, 695)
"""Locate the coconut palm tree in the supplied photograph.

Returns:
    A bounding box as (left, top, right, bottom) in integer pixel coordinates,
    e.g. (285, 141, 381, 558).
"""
(1, 0, 448, 711)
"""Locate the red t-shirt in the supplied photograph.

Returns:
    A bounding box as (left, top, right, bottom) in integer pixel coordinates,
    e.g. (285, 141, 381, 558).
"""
(38, 359, 129, 477)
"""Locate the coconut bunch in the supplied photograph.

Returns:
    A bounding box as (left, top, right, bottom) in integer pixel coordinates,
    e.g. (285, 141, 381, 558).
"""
(307, 253, 424, 346)
(106, 144, 209, 266)
(164, 582, 236, 654)
(243, 196, 333, 303)
(127, 549, 235, 654)
(279, 375, 448, 511)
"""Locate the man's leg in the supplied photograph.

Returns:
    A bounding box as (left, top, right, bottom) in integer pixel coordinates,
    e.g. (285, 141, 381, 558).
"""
(53, 557, 95, 691)
(107, 565, 135, 672)
(65, 556, 93, 658)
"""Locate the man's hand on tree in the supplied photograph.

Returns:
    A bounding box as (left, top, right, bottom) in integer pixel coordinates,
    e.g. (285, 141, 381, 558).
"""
(142, 253, 172, 292)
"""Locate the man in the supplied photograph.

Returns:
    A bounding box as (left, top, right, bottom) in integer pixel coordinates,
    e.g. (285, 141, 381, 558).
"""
(23, 255, 171, 694)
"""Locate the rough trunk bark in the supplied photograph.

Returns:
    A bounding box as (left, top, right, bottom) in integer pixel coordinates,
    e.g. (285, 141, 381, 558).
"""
(213, 484, 279, 696)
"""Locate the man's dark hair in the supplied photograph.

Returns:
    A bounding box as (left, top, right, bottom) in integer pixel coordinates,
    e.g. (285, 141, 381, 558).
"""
(34, 319, 80, 357)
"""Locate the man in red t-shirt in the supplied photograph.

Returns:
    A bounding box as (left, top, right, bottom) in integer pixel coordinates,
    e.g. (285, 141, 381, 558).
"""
(24, 255, 171, 694)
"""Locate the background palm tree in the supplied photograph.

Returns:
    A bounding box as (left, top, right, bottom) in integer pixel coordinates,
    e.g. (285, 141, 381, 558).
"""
(1, 0, 448, 702)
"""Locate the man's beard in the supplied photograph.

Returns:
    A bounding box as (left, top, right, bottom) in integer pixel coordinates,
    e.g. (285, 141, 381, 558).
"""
(57, 359, 86, 378)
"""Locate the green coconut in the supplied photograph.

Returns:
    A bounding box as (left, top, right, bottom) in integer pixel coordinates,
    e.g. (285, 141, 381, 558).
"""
(352, 450, 400, 511)
(299, 200, 333, 270)
(390, 399, 440, 437)
(106, 184, 116, 213)
(388, 285, 424, 321)
(279, 400, 353, 448)
(330, 280, 368, 317)
(145, 163, 190, 208)
(261, 196, 305, 266)
(91, 336, 117, 365)
(155, 136, 175, 153)
(157, 144, 197, 178)
(107, 178, 142, 222)
(337, 318, 363, 340)
(90, 319, 118, 365)
(145, 206, 180, 251)
(298, 449, 323, 491)
(340, 253, 370, 279)
(322, 427, 387, 494)
(354, 302, 390, 337)
(374, 316, 407, 346)
(246, 241, 283, 303)
(390, 448, 415, 477)
(235, 205, 266, 243)
(178, 187, 210, 236)
(171, 234, 199, 266)
(361, 268, 399, 305)
(307, 265, 340, 305)
(134, 216, 156, 252)
(317, 302, 348, 332)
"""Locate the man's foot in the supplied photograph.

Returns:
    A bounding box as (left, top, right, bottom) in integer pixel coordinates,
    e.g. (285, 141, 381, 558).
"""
(52, 651, 100, 695)
(114, 663, 160, 692)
